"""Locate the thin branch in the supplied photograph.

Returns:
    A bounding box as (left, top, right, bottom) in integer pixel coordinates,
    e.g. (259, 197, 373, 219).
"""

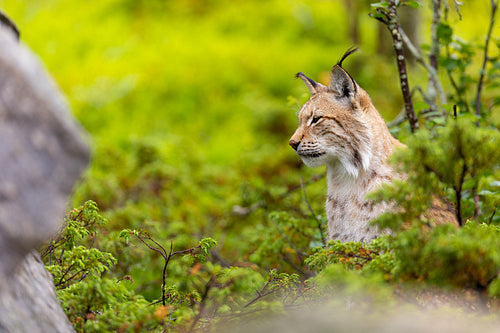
(453, 133, 468, 226)
(388, 2, 418, 132)
(429, 0, 441, 71)
(161, 242, 173, 306)
(453, 0, 464, 20)
(282, 254, 310, 277)
(398, 27, 448, 106)
(136, 235, 167, 260)
(426, 0, 442, 114)
(132, 233, 203, 306)
(422, 163, 448, 190)
(445, 45, 470, 113)
(387, 107, 407, 127)
(56, 263, 76, 287)
(189, 275, 216, 333)
(244, 288, 280, 309)
(374, 2, 419, 132)
(489, 206, 498, 224)
(56, 267, 90, 289)
(270, 217, 308, 260)
(472, 183, 481, 219)
(232, 173, 325, 216)
(58, 247, 65, 266)
(388, 87, 427, 127)
(300, 176, 326, 246)
(475, 0, 498, 123)
(244, 275, 281, 308)
(453, 164, 467, 227)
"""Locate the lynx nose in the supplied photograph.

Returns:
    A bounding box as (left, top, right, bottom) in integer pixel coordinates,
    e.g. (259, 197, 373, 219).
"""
(289, 139, 300, 151)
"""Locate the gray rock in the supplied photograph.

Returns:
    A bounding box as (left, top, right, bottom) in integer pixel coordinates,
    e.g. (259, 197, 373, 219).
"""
(0, 11, 90, 333)
(0, 252, 75, 332)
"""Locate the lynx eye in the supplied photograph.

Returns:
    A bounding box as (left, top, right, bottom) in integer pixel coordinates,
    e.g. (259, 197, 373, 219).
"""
(311, 116, 322, 124)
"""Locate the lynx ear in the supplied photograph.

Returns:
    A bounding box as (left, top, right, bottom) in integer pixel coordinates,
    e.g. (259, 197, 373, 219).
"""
(328, 65, 357, 100)
(296, 72, 327, 95)
(329, 47, 358, 100)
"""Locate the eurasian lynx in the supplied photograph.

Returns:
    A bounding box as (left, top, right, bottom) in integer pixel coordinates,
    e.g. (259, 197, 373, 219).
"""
(289, 48, 404, 242)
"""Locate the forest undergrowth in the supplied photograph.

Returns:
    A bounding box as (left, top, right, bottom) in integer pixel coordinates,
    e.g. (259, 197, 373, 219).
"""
(2, 0, 500, 331)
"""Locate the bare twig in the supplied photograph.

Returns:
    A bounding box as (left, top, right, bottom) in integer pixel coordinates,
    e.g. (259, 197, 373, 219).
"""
(398, 28, 447, 106)
(271, 216, 309, 262)
(489, 206, 497, 224)
(244, 275, 280, 308)
(136, 235, 167, 259)
(132, 233, 203, 306)
(445, 45, 470, 113)
(426, 0, 442, 114)
(374, 1, 419, 132)
(389, 1, 418, 132)
(472, 183, 481, 219)
(55, 263, 76, 288)
(300, 177, 326, 246)
(475, 0, 498, 123)
(57, 269, 85, 288)
(373, 1, 450, 120)
(388, 86, 428, 127)
(429, 0, 441, 71)
(189, 275, 216, 333)
(453, 0, 464, 20)
(387, 108, 407, 128)
(282, 255, 310, 277)
(244, 287, 280, 309)
(453, 134, 468, 226)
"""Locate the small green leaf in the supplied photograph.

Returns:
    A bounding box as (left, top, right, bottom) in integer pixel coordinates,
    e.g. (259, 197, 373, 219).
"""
(370, 1, 389, 9)
(404, 0, 420, 9)
(437, 22, 453, 44)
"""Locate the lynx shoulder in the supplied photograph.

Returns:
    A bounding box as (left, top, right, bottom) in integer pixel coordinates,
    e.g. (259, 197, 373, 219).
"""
(289, 49, 454, 243)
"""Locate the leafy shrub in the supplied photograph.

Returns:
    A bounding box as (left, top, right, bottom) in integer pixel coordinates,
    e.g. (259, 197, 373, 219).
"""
(41, 201, 116, 289)
(371, 116, 500, 230)
(306, 238, 390, 272)
(10, 0, 500, 329)
(387, 223, 500, 296)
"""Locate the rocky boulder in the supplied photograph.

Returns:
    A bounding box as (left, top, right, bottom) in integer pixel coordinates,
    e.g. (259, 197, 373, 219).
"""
(0, 11, 89, 332)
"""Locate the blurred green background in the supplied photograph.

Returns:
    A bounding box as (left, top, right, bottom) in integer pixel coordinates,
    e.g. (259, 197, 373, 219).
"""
(1, 0, 496, 300)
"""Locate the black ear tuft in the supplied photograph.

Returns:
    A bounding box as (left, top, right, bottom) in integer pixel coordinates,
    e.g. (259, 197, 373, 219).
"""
(0, 10, 20, 40)
(296, 72, 327, 95)
(337, 46, 358, 68)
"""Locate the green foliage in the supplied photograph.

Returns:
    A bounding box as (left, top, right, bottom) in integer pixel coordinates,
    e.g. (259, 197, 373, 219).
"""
(41, 202, 167, 331)
(120, 227, 218, 306)
(312, 263, 393, 305)
(58, 278, 157, 332)
(370, 0, 420, 11)
(371, 116, 500, 229)
(199, 238, 219, 261)
(386, 223, 500, 295)
(248, 210, 326, 274)
(42, 201, 116, 289)
(306, 238, 390, 272)
(52, 200, 107, 250)
(4, 0, 499, 330)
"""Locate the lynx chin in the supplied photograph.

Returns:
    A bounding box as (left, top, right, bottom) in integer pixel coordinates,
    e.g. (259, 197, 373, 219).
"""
(289, 48, 403, 243)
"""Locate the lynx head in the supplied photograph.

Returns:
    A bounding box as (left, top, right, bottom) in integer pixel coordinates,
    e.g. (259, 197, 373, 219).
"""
(289, 48, 375, 178)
